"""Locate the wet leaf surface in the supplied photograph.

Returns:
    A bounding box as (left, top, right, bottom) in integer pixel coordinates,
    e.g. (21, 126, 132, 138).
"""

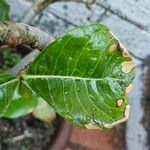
(25, 24, 135, 129)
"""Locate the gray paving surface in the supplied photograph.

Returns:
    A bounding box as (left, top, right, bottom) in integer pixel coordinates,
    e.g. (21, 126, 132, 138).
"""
(7, 0, 150, 149)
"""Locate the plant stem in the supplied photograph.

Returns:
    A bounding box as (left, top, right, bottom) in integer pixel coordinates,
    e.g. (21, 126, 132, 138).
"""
(21, 0, 54, 23)
(9, 50, 40, 74)
(0, 21, 54, 50)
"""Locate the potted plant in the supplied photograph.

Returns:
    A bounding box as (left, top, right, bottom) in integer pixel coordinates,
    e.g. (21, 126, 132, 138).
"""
(0, 0, 135, 149)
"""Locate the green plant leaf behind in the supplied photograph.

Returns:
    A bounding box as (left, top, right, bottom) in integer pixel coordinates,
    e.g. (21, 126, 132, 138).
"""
(2, 81, 38, 118)
(25, 24, 135, 130)
(0, 73, 18, 115)
(0, 0, 10, 21)
(0, 73, 38, 119)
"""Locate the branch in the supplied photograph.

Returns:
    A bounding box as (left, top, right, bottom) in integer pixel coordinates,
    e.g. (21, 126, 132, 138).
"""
(34, 0, 95, 12)
(34, 0, 54, 13)
(10, 50, 40, 74)
(60, 0, 96, 8)
(0, 21, 54, 50)
(0, 21, 54, 74)
(21, 0, 95, 23)
(21, 0, 54, 23)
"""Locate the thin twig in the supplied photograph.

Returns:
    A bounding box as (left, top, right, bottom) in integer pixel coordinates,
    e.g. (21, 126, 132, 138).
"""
(8, 133, 33, 143)
(10, 50, 40, 74)
(21, 0, 96, 24)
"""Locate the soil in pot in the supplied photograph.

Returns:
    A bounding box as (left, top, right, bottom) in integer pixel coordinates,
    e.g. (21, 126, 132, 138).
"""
(0, 115, 61, 150)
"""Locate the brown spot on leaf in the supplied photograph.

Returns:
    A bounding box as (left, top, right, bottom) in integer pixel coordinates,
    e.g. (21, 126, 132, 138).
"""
(121, 61, 135, 73)
(122, 49, 130, 57)
(85, 123, 102, 130)
(125, 105, 130, 118)
(109, 30, 131, 58)
(109, 43, 118, 52)
(104, 105, 130, 129)
(117, 99, 124, 106)
(125, 83, 133, 94)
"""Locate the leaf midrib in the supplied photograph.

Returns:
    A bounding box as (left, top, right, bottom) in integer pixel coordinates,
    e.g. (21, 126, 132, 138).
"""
(24, 75, 123, 82)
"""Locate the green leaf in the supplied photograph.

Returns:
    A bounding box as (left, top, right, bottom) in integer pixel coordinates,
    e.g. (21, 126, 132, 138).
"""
(2, 96, 37, 118)
(0, 0, 10, 21)
(0, 73, 19, 115)
(0, 73, 37, 118)
(25, 24, 135, 130)
(0, 74, 55, 120)
(2, 81, 38, 118)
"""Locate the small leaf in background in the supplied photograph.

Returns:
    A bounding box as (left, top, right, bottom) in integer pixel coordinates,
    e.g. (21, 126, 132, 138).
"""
(2, 97, 37, 118)
(32, 97, 56, 123)
(0, 73, 18, 116)
(2, 80, 56, 121)
(2, 81, 38, 118)
(25, 24, 135, 130)
(0, 0, 10, 21)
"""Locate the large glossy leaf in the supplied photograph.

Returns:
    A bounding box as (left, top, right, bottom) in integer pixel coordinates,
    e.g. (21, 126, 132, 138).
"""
(25, 24, 135, 130)
(0, 0, 10, 21)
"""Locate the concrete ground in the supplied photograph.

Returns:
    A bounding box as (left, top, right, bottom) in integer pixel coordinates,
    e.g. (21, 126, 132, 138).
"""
(7, 0, 150, 149)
